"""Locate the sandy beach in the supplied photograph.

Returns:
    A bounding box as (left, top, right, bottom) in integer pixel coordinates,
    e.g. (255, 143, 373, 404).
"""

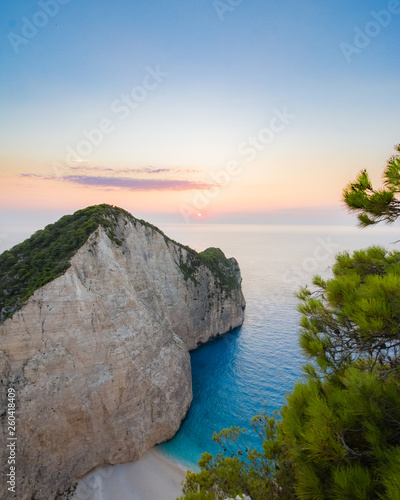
(73, 449, 188, 500)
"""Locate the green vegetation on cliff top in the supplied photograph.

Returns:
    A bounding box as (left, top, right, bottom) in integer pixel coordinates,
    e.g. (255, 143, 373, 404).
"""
(179, 247, 240, 292)
(0, 204, 240, 323)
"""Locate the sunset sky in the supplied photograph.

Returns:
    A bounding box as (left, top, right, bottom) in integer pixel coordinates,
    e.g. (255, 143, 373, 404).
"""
(1, 0, 399, 237)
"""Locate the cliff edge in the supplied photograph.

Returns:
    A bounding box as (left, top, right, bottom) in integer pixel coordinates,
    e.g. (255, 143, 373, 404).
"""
(0, 205, 245, 499)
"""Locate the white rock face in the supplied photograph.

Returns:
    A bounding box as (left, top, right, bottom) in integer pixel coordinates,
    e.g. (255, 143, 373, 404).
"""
(0, 214, 245, 499)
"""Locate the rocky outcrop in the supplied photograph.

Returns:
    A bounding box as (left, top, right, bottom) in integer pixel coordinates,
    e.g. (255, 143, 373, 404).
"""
(0, 206, 245, 499)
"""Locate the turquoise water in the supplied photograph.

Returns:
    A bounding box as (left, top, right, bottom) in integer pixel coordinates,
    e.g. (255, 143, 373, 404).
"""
(156, 224, 399, 469)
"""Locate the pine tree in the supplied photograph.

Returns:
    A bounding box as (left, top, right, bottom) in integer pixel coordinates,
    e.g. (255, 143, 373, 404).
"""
(297, 246, 400, 376)
(343, 144, 400, 227)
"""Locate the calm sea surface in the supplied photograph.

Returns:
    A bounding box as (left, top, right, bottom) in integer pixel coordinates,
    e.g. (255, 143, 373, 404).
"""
(155, 224, 400, 469)
(1, 222, 398, 471)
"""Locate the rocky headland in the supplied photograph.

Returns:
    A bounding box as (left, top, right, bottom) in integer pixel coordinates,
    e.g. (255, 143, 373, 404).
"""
(0, 205, 245, 499)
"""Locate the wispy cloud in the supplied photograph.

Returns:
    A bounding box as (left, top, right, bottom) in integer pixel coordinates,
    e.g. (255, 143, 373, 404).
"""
(20, 173, 53, 180)
(64, 164, 202, 175)
(20, 173, 218, 191)
(64, 175, 216, 191)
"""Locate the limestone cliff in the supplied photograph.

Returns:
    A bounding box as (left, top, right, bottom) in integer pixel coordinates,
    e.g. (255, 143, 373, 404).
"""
(0, 205, 245, 499)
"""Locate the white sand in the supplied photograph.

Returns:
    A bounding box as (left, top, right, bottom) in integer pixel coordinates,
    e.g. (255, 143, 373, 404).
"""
(73, 449, 188, 500)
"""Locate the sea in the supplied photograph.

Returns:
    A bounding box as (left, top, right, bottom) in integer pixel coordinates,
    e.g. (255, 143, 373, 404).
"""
(153, 223, 400, 470)
(1, 221, 398, 472)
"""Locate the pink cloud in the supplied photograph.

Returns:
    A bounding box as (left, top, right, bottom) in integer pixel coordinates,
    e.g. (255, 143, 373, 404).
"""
(20, 173, 218, 191)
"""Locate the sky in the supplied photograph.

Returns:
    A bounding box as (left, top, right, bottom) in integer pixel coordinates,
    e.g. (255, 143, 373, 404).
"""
(0, 0, 399, 238)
